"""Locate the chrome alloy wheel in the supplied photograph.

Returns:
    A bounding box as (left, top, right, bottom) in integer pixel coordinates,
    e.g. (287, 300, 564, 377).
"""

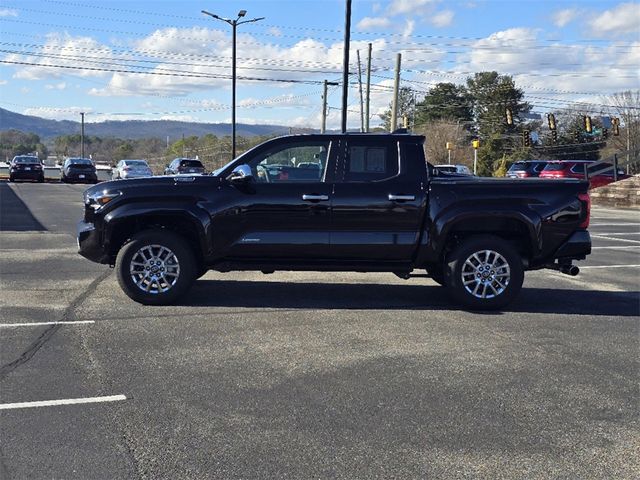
(461, 249, 510, 299)
(129, 244, 180, 294)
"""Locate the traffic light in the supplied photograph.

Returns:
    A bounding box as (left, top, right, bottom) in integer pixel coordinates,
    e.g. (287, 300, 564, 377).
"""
(522, 129, 530, 147)
(505, 108, 513, 125)
(612, 117, 620, 136)
(472, 139, 480, 149)
(551, 129, 558, 143)
(602, 128, 608, 139)
(574, 130, 581, 142)
(547, 113, 556, 131)
(584, 115, 592, 133)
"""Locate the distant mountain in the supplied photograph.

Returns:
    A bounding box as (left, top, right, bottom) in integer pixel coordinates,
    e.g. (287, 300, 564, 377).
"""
(0, 107, 312, 139)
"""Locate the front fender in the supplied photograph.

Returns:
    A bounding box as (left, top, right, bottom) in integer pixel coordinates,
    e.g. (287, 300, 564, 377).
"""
(103, 201, 211, 257)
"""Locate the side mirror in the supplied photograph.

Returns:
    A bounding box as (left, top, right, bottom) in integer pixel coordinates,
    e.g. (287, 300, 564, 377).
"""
(228, 164, 253, 183)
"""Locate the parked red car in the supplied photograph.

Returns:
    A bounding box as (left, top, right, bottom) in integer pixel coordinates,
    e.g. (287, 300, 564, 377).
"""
(539, 160, 627, 189)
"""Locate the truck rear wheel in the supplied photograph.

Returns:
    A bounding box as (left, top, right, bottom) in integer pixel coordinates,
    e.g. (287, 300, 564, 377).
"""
(116, 230, 196, 305)
(444, 235, 523, 310)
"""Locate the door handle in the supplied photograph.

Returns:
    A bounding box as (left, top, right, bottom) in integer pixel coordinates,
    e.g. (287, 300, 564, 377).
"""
(302, 194, 329, 201)
(388, 194, 415, 201)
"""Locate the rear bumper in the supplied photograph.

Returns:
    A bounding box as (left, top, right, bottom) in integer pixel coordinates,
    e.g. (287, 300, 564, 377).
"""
(65, 172, 98, 182)
(10, 170, 44, 180)
(77, 220, 109, 263)
(554, 229, 591, 260)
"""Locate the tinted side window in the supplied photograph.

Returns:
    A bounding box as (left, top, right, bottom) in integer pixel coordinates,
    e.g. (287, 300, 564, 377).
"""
(248, 141, 330, 183)
(342, 142, 398, 182)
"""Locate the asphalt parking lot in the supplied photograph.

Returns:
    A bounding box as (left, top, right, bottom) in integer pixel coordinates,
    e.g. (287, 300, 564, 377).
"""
(0, 182, 638, 479)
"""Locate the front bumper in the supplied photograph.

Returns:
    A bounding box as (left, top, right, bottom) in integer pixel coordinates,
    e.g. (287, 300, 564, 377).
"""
(77, 220, 109, 263)
(554, 229, 591, 260)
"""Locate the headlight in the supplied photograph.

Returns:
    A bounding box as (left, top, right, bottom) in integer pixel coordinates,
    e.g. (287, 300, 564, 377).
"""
(86, 190, 121, 210)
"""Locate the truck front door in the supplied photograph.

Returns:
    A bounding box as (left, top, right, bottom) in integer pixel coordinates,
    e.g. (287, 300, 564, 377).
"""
(211, 138, 336, 260)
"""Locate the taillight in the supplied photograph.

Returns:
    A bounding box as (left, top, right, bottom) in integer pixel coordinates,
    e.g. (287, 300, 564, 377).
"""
(123, 167, 131, 171)
(578, 192, 590, 228)
(517, 172, 529, 178)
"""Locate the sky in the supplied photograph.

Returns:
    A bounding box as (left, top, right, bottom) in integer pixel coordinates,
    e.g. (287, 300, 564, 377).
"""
(0, 0, 638, 132)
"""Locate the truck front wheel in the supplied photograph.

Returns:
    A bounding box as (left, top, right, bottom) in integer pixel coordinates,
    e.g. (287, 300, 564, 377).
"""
(444, 235, 524, 310)
(116, 230, 196, 305)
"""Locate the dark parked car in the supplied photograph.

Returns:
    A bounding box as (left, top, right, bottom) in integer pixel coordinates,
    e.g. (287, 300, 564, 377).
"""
(506, 160, 548, 178)
(9, 155, 44, 183)
(164, 158, 205, 176)
(61, 158, 98, 184)
(78, 133, 591, 310)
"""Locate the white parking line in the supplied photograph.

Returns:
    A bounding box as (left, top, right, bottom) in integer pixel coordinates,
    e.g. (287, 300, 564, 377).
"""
(591, 245, 640, 250)
(580, 265, 640, 269)
(591, 235, 640, 244)
(593, 232, 640, 236)
(0, 394, 127, 410)
(0, 320, 95, 328)
(590, 223, 640, 227)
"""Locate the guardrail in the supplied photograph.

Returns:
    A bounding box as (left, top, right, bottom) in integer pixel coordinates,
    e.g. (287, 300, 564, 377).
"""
(582, 149, 640, 181)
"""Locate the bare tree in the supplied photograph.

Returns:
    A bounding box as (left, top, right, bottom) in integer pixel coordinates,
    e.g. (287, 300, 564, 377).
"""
(415, 120, 473, 167)
(608, 90, 640, 173)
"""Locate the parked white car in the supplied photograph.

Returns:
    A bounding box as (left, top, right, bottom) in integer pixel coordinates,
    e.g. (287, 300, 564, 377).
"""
(112, 159, 153, 180)
(435, 164, 473, 175)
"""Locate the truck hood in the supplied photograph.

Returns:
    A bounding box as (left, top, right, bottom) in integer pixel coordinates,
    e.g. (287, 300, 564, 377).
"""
(85, 174, 219, 195)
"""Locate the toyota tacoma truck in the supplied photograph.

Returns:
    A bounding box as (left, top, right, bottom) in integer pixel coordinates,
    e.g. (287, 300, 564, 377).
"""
(77, 132, 591, 310)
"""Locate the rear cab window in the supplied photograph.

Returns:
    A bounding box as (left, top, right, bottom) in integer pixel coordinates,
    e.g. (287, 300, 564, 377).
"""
(340, 138, 398, 182)
(180, 160, 203, 168)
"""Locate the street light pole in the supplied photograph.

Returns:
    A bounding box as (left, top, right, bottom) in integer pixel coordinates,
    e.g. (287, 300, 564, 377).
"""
(80, 112, 85, 158)
(202, 9, 264, 160)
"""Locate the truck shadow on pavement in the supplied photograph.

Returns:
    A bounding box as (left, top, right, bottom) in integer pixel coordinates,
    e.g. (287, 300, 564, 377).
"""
(0, 183, 46, 231)
(185, 280, 639, 317)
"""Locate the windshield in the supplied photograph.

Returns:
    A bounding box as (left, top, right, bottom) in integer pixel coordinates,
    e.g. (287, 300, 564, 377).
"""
(179, 160, 203, 168)
(124, 160, 148, 167)
(14, 156, 39, 164)
(543, 163, 568, 171)
(509, 162, 529, 171)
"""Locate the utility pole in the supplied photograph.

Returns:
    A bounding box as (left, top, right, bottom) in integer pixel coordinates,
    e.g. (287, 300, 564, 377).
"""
(80, 112, 85, 158)
(356, 50, 364, 132)
(365, 42, 372, 133)
(390, 53, 401, 132)
(341, 0, 352, 133)
(202, 9, 264, 160)
(627, 118, 631, 175)
(321, 80, 339, 134)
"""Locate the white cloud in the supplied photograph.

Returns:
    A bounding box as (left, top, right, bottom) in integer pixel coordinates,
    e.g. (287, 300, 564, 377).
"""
(356, 16, 391, 30)
(403, 19, 415, 38)
(6, 33, 112, 80)
(0, 8, 17, 17)
(268, 27, 282, 37)
(589, 3, 640, 36)
(0, 80, 7, 85)
(45, 82, 67, 90)
(89, 28, 395, 97)
(453, 28, 640, 98)
(372, 2, 382, 14)
(388, 0, 437, 16)
(20, 87, 30, 94)
(552, 8, 578, 28)
(430, 10, 454, 28)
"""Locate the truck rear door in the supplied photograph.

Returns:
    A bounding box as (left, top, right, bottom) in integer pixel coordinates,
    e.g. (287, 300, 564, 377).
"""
(330, 137, 427, 261)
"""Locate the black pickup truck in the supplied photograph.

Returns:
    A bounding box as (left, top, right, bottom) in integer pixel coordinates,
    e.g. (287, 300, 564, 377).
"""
(78, 133, 591, 310)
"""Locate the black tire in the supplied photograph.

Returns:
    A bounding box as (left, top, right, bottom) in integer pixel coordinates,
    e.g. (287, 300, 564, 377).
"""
(38, 176, 44, 183)
(116, 230, 197, 305)
(444, 235, 524, 310)
(8, 176, 13, 182)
